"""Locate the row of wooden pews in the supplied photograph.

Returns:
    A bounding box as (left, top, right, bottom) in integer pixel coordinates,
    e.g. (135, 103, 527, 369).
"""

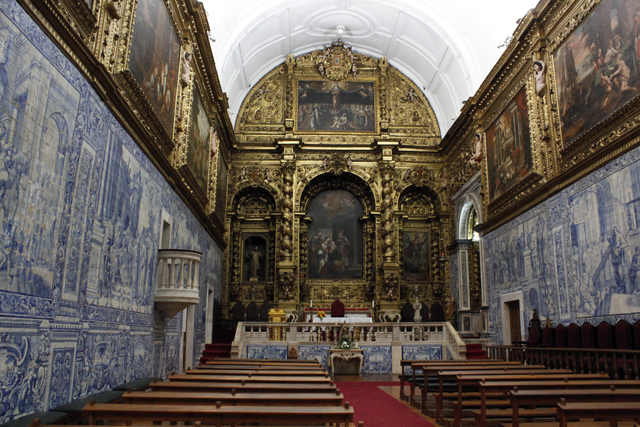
(73, 357, 355, 427)
(403, 358, 640, 427)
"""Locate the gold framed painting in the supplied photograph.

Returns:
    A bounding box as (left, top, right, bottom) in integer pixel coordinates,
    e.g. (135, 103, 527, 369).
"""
(294, 78, 379, 134)
(485, 86, 534, 202)
(186, 86, 213, 194)
(553, 0, 640, 148)
(128, 0, 181, 136)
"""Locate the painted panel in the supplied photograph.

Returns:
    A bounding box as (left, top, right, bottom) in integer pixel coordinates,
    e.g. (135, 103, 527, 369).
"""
(485, 143, 640, 343)
(402, 232, 429, 282)
(485, 87, 533, 201)
(296, 81, 376, 132)
(361, 345, 391, 374)
(554, 0, 640, 146)
(128, 0, 180, 135)
(246, 345, 288, 360)
(187, 87, 211, 193)
(308, 190, 363, 279)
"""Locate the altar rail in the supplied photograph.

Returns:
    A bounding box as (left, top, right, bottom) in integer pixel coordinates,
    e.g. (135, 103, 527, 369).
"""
(487, 345, 640, 380)
(230, 321, 466, 374)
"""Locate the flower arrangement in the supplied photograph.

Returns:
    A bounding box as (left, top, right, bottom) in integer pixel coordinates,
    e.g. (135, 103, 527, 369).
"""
(317, 311, 326, 320)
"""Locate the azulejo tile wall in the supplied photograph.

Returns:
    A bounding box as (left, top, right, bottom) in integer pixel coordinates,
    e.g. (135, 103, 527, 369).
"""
(401, 344, 442, 374)
(485, 145, 640, 343)
(0, 0, 222, 421)
(298, 345, 331, 371)
(361, 345, 391, 374)
(246, 345, 288, 360)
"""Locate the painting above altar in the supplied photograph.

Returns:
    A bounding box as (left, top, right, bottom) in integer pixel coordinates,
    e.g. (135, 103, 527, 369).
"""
(296, 80, 376, 133)
(308, 190, 364, 279)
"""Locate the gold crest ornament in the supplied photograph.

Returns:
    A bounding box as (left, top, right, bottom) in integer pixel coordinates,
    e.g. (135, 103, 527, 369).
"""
(317, 41, 356, 81)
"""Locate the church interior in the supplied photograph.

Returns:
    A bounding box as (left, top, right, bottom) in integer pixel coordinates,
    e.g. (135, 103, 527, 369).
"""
(3, 0, 640, 425)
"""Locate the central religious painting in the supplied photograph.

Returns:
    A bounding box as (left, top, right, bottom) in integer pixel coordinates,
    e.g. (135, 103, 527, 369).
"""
(296, 80, 376, 133)
(308, 190, 364, 279)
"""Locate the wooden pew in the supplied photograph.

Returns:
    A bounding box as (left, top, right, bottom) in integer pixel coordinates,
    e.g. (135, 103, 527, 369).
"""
(434, 370, 580, 424)
(83, 402, 354, 427)
(509, 387, 640, 427)
(471, 376, 640, 427)
(399, 359, 505, 400)
(195, 364, 324, 371)
(410, 361, 524, 405)
(150, 380, 338, 393)
(205, 358, 319, 365)
(122, 390, 344, 406)
(422, 365, 551, 415)
(168, 374, 331, 384)
(557, 401, 640, 427)
(186, 369, 328, 376)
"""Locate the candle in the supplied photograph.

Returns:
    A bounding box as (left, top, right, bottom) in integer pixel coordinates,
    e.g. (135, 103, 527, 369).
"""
(310, 300, 313, 308)
(372, 300, 374, 308)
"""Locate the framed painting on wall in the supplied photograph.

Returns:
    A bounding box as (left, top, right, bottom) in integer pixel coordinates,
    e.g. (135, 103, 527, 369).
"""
(296, 80, 377, 133)
(554, 0, 640, 147)
(485, 87, 533, 201)
(402, 231, 430, 282)
(214, 155, 228, 224)
(187, 87, 212, 193)
(128, 0, 181, 135)
(308, 189, 364, 279)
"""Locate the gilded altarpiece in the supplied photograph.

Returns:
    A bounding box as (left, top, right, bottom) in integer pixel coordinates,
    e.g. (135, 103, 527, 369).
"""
(226, 43, 448, 319)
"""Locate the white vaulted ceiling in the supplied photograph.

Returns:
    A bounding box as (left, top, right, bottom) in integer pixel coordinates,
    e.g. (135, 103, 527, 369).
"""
(201, 0, 539, 136)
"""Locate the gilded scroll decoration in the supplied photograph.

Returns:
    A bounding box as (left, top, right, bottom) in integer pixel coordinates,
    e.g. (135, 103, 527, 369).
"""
(237, 65, 285, 127)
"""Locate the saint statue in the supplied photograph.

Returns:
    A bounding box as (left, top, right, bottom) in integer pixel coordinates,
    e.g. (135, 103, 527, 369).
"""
(181, 52, 192, 87)
(246, 245, 262, 281)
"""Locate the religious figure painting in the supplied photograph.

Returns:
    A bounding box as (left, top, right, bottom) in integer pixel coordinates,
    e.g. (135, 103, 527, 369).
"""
(485, 87, 533, 201)
(296, 80, 376, 132)
(403, 232, 430, 282)
(128, 0, 181, 135)
(554, 0, 640, 147)
(213, 156, 228, 224)
(308, 190, 363, 279)
(243, 236, 266, 283)
(187, 87, 212, 192)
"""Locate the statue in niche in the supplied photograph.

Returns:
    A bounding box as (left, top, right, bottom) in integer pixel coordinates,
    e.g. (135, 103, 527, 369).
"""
(181, 52, 192, 86)
(533, 60, 546, 95)
(246, 246, 262, 281)
(471, 133, 484, 164)
(243, 237, 266, 283)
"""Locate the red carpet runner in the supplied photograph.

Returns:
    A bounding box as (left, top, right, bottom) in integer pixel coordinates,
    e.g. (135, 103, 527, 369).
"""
(334, 382, 436, 427)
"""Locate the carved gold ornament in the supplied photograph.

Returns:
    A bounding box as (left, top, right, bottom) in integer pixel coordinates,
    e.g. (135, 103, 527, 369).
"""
(317, 41, 356, 81)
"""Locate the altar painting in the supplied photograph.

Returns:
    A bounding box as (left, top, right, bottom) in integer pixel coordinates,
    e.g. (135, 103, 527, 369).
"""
(308, 190, 363, 279)
(129, 0, 181, 134)
(403, 232, 430, 282)
(554, 0, 640, 147)
(297, 81, 376, 132)
(486, 88, 533, 201)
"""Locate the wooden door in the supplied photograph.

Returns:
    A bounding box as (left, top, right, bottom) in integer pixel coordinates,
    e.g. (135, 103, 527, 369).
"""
(507, 300, 521, 344)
